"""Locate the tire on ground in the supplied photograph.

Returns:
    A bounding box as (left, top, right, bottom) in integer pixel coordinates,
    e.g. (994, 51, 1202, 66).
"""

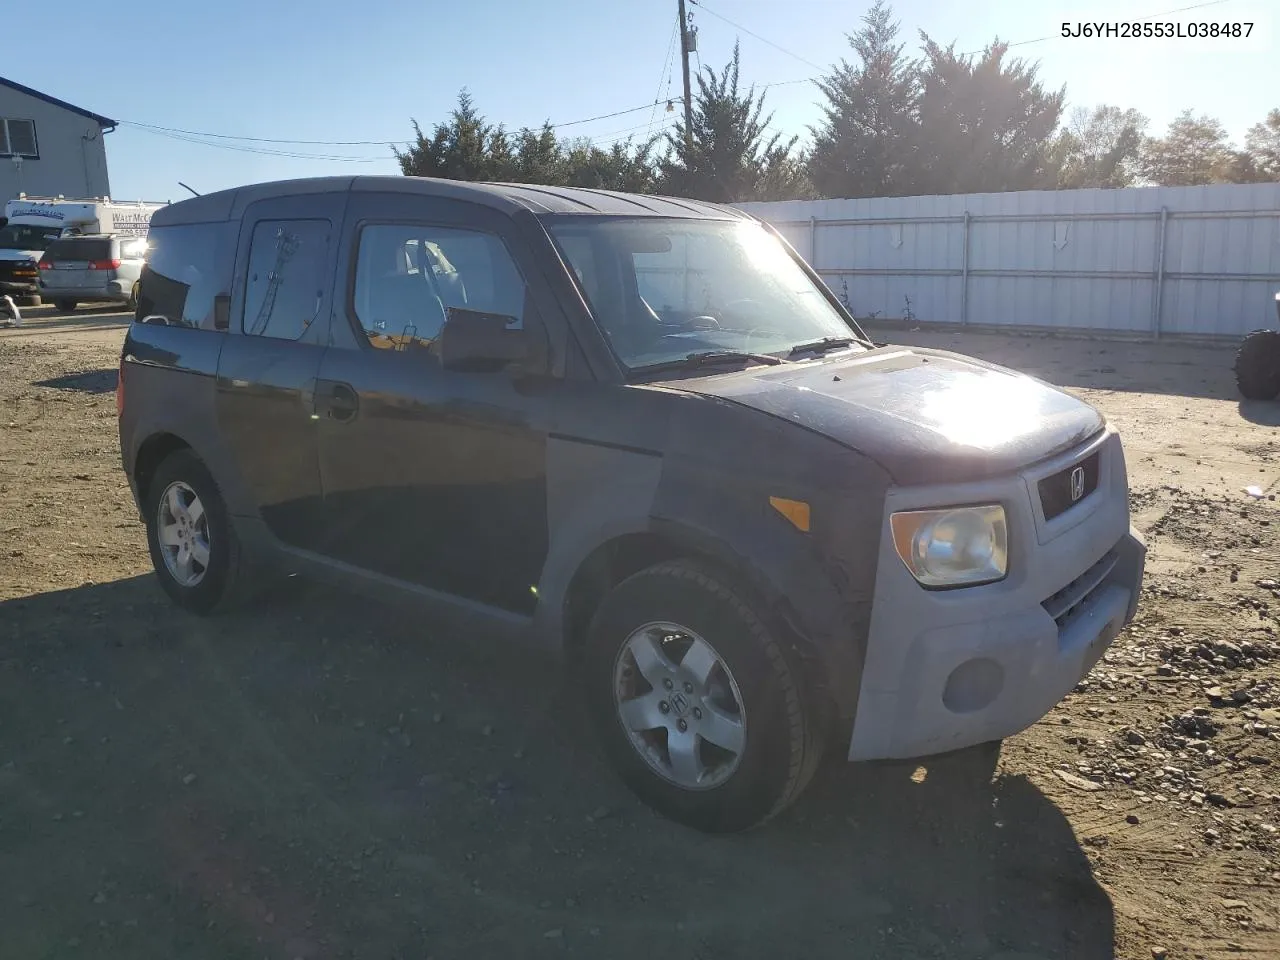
(1234, 329, 1280, 401)
(143, 448, 248, 614)
(584, 559, 827, 832)
(54, 299, 77, 313)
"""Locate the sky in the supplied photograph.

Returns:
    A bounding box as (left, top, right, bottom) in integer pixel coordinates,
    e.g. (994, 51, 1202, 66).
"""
(3, 0, 1273, 202)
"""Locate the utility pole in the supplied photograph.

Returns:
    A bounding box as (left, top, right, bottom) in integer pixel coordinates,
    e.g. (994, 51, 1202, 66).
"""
(677, 0, 694, 153)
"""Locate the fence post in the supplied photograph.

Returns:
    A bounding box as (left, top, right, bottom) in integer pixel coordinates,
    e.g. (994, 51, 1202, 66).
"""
(960, 211, 971, 325)
(1151, 206, 1168, 339)
(809, 216, 817, 265)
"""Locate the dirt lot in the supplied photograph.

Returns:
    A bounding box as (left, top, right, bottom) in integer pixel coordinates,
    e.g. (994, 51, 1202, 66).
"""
(2, 309, 1278, 960)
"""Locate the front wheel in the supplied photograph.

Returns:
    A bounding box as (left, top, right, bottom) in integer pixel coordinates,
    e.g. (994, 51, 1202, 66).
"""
(584, 560, 826, 832)
(143, 449, 246, 614)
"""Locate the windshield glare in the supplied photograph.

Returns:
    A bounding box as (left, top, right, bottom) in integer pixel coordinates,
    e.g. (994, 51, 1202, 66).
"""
(550, 218, 860, 371)
(0, 224, 62, 252)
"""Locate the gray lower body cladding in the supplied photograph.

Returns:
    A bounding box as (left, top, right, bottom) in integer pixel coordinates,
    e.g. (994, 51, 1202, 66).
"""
(849, 427, 1145, 761)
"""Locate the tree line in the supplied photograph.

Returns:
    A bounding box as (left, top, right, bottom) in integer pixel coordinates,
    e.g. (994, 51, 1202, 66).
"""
(395, 1, 1280, 201)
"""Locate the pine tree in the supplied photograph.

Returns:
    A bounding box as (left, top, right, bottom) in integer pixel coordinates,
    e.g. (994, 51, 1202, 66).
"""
(809, 1, 920, 198)
(395, 90, 512, 181)
(561, 137, 662, 192)
(914, 38, 1065, 194)
(1139, 111, 1235, 186)
(659, 42, 802, 202)
(396, 91, 659, 191)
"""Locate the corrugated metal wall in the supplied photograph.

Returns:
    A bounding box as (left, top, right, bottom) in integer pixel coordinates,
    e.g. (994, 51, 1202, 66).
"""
(738, 183, 1280, 338)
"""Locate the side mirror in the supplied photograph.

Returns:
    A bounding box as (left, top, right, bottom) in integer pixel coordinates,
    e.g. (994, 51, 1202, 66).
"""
(439, 307, 530, 373)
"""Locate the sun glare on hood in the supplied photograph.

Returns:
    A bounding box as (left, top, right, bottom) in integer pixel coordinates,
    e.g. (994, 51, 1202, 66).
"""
(916, 369, 1057, 449)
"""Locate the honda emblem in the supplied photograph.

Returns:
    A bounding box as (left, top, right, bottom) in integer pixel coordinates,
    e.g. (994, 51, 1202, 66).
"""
(1069, 465, 1086, 502)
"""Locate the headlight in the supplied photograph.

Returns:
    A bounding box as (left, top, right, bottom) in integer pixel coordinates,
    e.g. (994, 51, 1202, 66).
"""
(890, 504, 1008, 587)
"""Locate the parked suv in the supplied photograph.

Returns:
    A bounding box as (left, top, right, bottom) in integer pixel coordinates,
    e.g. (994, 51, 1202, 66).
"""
(38, 234, 147, 312)
(117, 176, 1146, 832)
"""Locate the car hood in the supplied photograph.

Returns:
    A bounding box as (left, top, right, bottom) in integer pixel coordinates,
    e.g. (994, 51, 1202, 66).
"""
(661, 346, 1104, 485)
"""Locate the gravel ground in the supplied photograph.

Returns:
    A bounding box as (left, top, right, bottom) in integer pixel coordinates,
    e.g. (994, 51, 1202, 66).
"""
(1, 309, 1278, 960)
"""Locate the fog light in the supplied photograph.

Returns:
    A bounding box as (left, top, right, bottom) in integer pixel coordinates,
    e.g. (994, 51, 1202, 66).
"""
(942, 658, 1004, 714)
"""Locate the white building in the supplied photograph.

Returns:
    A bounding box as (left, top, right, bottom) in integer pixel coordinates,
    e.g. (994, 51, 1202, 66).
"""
(0, 76, 114, 203)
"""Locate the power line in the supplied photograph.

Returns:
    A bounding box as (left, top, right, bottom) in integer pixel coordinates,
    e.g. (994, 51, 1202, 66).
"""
(589, 118, 674, 144)
(687, 0, 826, 71)
(116, 100, 667, 152)
(551, 102, 669, 129)
(125, 124, 389, 162)
(119, 120, 404, 146)
(958, 0, 1232, 54)
(693, 0, 1236, 90)
(647, 18, 679, 138)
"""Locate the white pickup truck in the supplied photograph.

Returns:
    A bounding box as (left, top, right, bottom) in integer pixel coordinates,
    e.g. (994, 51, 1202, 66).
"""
(0, 196, 165, 303)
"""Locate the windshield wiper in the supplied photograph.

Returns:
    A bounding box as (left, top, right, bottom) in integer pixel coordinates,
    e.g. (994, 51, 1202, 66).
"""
(632, 350, 784, 375)
(786, 336, 857, 358)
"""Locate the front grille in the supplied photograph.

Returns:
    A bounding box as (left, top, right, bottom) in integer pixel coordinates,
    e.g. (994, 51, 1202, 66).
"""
(1042, 548, 1119, 630)
(1038, 450, 1100, 520)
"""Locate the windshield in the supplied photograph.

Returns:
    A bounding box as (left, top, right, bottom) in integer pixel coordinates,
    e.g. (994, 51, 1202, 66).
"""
(549, 218, 863, 371)
(0, 224, 62, 252)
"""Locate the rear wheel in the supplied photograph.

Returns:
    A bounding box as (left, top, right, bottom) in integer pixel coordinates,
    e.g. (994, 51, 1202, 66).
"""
(143, 449, 246, 614)
(584, 560, 826, 832)
(53, 298, 77, 313)
(126, 283, 139, 312)
(1235, 329, 1280, 401)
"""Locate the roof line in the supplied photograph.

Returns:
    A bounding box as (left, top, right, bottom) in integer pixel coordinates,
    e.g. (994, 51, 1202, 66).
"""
(0, 76, 116, 127)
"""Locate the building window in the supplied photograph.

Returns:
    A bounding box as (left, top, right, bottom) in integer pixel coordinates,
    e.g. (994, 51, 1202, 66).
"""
(0, 118, 39, 159)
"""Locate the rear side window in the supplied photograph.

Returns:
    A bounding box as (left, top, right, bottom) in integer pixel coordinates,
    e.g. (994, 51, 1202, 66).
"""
(351, 223, 525, 353)
(119, 237, 148, 260)
(46, 238, 113, 262)
(137, 222, 235, 329)
(242, 219, 332, 340)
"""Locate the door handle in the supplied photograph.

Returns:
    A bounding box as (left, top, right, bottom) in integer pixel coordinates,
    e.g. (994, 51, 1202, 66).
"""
(315, 379, 359, 422)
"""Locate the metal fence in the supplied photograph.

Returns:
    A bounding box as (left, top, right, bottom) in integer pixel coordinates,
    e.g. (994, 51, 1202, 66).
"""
(738, 182, 1280, 339)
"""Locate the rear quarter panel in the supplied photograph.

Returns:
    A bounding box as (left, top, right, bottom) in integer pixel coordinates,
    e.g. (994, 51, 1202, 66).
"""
(119, 323, 254, 515)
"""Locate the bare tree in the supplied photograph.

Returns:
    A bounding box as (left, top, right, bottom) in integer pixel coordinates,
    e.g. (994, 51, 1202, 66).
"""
(1243, 109, 1280, 181)
(1056, 105, 1147, 188)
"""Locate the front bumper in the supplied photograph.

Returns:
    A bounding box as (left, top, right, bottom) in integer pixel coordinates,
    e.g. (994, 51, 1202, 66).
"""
(849, 427, 1146, 760)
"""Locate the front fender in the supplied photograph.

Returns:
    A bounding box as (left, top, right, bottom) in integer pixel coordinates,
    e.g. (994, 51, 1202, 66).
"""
(649, 458, 884, 717)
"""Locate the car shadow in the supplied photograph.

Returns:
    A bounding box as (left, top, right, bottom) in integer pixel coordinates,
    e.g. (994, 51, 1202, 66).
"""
(33, 367, 118, 394)
(1, 576, 1113, 960)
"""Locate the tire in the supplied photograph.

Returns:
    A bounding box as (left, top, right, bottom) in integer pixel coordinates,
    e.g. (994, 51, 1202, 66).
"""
(143, 449, 246, 614)
(54, 298, 77, 313)
(126, 283, 139, 312)
(584, 559, 827, 833)
(1234, 329, 1280, 401)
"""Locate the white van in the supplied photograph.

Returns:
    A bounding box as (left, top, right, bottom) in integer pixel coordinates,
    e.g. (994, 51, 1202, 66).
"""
(0, 196, 165, 303)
